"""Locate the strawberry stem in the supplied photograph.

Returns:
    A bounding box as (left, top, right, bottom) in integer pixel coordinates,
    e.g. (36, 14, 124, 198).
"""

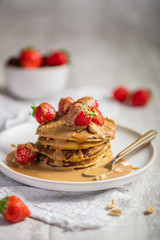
(147, 89, 152, 97)
(21, 46, 35, 51)
(31, 104, 37, 117)
(26, 45, 35, 50)
(0, 197, 8, 215)
(82, 105, 97, 117)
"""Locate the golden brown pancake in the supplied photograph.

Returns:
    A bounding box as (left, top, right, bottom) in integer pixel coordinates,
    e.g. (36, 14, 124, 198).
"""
(37, 137, 107, 150)
(36, 142, 110, 162)
(38, 148, 112, 170)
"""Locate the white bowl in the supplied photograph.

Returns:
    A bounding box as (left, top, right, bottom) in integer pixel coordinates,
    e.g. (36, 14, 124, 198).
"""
(5, 65, 70, 99)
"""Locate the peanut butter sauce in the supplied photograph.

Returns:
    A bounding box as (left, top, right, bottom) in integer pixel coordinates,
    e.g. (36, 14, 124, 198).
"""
(6, 151, 135, 182)
(37, 116, 116, 142)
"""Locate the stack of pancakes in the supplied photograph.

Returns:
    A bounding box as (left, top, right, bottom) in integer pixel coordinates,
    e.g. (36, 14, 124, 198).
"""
(35, 115, 116, 170)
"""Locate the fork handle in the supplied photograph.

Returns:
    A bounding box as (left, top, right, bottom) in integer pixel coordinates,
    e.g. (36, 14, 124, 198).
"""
(116, 129, 157, 160)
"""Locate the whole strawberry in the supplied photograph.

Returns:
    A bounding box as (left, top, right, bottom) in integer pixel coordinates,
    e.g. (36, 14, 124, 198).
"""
(91, 107, 104, 126)
(113, 86, 129, 102)
(59, 97, 75, 114)
(0, 195, 31, 223)
(32, 102, 56, 124)
(131, 89, 150, 106)
(46, 50, 69, 66)
(74, 111, 92, 126)
(15, 145, 37, 165)
(65, 103, 96, 127)
(77, 97, 98, 109)
(20, 47, 43, 68)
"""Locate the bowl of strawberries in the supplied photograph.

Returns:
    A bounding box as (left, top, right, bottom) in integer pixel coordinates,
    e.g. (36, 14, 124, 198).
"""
(5, 47, 70, 99)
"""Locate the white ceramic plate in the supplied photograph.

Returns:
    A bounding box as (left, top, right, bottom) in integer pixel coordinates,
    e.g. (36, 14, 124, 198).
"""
(0, 122, 156, 192)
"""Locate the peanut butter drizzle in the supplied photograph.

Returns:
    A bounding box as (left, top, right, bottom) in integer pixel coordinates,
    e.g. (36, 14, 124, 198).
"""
(50, 139, 69, 148)
(6, 151, 136, 182)
(37, 116, 116, 142)
(52, 149, 64, 161)
(78, 149, 84, 159)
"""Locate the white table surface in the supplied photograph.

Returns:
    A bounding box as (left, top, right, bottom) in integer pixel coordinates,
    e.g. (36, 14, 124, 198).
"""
(0, 0, 160, 239)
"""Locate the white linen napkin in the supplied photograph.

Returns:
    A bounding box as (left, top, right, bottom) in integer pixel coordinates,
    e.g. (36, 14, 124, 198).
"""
(0, 185, 135, 231)
(0, 88, 135, 231)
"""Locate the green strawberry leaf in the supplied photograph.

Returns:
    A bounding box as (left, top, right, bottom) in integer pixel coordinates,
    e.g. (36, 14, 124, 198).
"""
(82, 105, 97, 117)
(0, 197, 8, 215)
(31, 103, 37, 117)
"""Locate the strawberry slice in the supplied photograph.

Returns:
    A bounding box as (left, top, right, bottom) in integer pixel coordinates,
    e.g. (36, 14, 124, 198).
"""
(91, 107, 104, 126)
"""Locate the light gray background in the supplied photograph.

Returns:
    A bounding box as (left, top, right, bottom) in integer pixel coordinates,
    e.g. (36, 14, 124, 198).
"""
(0, 0, 160, 89)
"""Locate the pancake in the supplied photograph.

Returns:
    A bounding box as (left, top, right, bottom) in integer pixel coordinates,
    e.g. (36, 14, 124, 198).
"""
(37, 115, 116, 142)
(36, 112, 115, 170)
(36, 142, 110, 162)
(38, 148, 112, 170)
(37, 137, 107, 150)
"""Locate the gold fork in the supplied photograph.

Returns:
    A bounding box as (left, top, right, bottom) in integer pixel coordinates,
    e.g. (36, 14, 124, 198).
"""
(83, 129, 157, 177)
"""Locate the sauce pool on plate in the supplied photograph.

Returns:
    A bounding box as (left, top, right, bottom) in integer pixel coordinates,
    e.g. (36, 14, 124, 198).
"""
(6, 151, 135, 182)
